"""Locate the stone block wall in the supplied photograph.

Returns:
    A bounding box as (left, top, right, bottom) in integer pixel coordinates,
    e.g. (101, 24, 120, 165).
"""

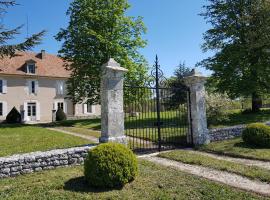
(209, 125, 245, 141)
(0, 145, 96, 179)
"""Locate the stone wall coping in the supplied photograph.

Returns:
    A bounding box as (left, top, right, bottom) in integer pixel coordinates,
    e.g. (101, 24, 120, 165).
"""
(210, 121, 270, 132)
(209, 124, 246, 132)
(0, 145, 96, 162)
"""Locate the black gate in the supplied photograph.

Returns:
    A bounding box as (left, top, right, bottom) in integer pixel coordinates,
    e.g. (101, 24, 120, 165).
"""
(124, 56, 192, 152)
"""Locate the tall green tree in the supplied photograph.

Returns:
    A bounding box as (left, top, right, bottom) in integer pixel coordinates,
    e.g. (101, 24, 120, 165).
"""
(0, 1, 45, 57)
(199, 0, 270, 112)
(165, 62, 191, 108)
(55, 0, 148, 105)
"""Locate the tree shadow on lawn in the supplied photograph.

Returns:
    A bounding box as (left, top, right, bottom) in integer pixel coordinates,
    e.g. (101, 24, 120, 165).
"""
(64, 176, 123, 193)
(234, 141, 268, 150)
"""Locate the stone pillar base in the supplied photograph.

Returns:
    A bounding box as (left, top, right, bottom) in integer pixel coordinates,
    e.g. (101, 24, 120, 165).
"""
(99, 136, 128, 145)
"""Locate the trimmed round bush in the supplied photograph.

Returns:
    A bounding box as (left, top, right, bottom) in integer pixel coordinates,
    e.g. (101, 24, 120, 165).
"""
(84, 143, 138, 188)
(56, 108, 67, 121)
(242, 123, 270, 148)
(6, 107, 21, 124)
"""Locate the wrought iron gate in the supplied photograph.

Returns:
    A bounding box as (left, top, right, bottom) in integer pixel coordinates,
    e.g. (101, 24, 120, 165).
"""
(124, 56, 191, 152)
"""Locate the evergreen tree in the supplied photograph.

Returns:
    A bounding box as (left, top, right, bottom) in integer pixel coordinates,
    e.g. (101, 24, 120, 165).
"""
(0, 1, 45, 58)
(199, 0, 270, 112)
(166, 62, 191, 108)
(55, 0, 148, 105)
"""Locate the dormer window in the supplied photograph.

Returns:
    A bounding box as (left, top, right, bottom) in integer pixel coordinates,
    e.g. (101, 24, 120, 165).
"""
(27, 63, 36, 74)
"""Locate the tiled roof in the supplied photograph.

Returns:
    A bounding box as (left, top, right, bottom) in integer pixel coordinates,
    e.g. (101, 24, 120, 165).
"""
(0, 51, 71, 78)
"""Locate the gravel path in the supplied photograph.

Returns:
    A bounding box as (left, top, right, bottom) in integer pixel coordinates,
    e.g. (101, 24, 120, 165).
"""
(142, 156, 270, 197)
(46, 127, 99, 143)
(189, 150, 270, 170)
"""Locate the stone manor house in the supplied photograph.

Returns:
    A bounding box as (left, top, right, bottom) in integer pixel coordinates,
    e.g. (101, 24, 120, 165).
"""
(0, 50, 100, 123)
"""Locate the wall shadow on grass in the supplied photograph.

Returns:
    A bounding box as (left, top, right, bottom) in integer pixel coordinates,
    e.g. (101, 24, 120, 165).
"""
(234, 141, 267, 150)
(64, 176, 123, 193)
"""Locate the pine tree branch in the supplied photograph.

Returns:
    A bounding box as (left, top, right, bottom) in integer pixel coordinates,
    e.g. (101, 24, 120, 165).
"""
(0, 30, 46, 58)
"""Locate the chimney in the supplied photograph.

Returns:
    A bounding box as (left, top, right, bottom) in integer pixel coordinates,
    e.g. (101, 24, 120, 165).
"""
(40, 50, 46, 59)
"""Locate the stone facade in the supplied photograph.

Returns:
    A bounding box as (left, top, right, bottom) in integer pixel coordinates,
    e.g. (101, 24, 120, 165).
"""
(184, 69, 210, 146)
(0, 145, 96, 179)
(99, 58, 128, 145)
(209, 125, 245, 142)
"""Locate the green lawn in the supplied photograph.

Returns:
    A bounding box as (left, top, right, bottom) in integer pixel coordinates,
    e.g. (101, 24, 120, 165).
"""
(56, 126, 101, 138)
(0, 160, 268, 200)
(209, 109, 270, 128)
(199, 137, 270, 161)
(49, 110, 189, 145)
(0, 125, 92, 157)
(51, 118, 101, 130)
(159, 150, 270, 183)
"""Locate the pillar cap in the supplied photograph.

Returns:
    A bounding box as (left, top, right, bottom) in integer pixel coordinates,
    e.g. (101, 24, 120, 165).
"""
(103, 58, 128, 72)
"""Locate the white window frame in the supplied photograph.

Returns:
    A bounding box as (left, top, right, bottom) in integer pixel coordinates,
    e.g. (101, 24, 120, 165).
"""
(27, 63, 36, 74)
(23, 100, 40, 122)
(84, 103, 94, 114)
(56, 80, 65, 95)
(26, 79, 38, 95)
(0, 79, 7, 94)
(54, 100, 67, 113)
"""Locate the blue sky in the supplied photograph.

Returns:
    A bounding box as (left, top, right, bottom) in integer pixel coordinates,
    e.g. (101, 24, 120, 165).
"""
(5, 0, 212, 76)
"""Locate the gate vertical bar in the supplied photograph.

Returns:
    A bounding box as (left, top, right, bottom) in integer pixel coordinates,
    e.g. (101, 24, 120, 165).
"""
(155, 55, 162, 151)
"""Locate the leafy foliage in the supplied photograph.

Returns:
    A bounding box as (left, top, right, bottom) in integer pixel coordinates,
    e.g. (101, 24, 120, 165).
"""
(0, 1, 45, 58)
(165, 62, 191, 108)
(206, 92, 231, 125)
(242, 123, 270, 148)
(56, 108, 67, 122)
(56, 0, 148, 104)
(6, 107, 21, 123)
(84, 143, 138, 188)
(199, 0, 270, 112)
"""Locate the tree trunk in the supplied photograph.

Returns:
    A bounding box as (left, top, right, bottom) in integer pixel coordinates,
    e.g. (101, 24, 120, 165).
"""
(252, 92, 262, 112)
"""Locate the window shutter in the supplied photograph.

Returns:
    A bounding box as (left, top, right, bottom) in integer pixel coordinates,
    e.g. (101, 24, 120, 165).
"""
(35, 80, 39, 94)
(64, 101, 67, 114)
(23, 102, 28, 122)
(36, 102, 40, 121)
(83, 104, 87, 114)
(56, 81, 59, 95)
(53, 102, 58, 110)
(2, 80, 7, 94)
(2, 101, 7, 117)
(27, 80, 31, 95)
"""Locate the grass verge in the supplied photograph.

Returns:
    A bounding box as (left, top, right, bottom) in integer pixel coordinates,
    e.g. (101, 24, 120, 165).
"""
(56, 126, 101, 138)
(0, 124, 91, 157)
(199, 137, 270, 161)
(159, 150, 270, 183)
(0, 160, 268, 200)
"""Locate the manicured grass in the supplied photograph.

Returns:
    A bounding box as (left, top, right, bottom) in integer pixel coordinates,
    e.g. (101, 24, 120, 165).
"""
(0, 161, 268, 200)
(56, 126, 101, 138)
(209, 109, 270, 128)
(199, 137, 270, 161)
(0, 125, 91, 157)
(49, 112, 189, 144)
(51, 118, 101, 130)
(159, 150, 270, 183)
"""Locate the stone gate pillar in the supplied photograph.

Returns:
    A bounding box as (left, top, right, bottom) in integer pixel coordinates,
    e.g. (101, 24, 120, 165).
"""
(99, 58, 128, 145)
(184, 69, 210, 146)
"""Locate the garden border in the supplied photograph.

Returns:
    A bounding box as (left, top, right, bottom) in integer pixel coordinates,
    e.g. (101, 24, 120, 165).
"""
(0, 145, 96, 179)
(209, 122, 270, 141)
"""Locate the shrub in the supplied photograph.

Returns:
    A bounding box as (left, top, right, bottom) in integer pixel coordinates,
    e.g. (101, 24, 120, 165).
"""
(206, 92, 231, 125)
(56, 108, 66, 121)
(242, 123, 270, 148)
(6, 107, 21, 124)
(84, 143, 138, 188)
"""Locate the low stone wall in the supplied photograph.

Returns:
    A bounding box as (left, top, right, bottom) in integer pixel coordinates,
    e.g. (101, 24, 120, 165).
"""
(209, 125, 246, 142)
(0, 145, 96, 179)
